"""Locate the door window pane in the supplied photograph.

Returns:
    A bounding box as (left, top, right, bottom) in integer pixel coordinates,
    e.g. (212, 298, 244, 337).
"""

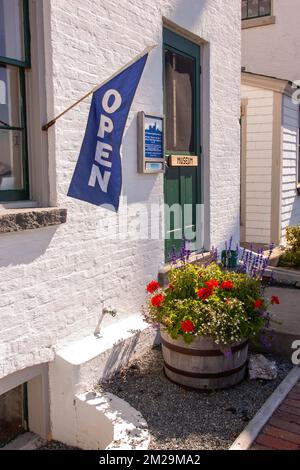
(0, 65, 21, 127)
(247, 0, 259, 18)
(242, 0, 248, 19)
(0, 0, 25, 62)
(0, 129, 23, 190)
(165, 50, 195, 153)
(259, 0, 271, 16)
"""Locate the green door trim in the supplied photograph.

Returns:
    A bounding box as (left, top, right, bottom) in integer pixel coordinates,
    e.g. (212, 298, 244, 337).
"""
(163, 28, 202, 259)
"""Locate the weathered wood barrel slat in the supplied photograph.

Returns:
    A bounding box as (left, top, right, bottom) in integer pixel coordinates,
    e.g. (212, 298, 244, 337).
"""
(161, 330, 248, 390)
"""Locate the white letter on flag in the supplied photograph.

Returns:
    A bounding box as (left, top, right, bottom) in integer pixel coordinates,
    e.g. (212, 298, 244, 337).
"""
(102, 89, 122, 114)
(98, 115, 113, 139)
(88, 165, 111, 193)
(95, 141, 112, 168)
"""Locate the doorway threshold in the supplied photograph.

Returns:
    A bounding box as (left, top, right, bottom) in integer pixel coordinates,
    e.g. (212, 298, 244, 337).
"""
(1, 432, 43, 450)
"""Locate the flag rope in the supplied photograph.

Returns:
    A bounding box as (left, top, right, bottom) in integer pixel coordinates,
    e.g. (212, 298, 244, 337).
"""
(42, 44, 157, 131)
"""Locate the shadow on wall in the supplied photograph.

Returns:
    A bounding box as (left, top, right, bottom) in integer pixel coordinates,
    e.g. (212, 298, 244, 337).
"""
(0, 226, 57, 268)
(282, 195, 300, 241)
(101, 331, 142, 381)
(167, 0, 208, 29)
(122, 118, 161, 205)
(101, 328, 160, 382)
(281, 116, 300, 238)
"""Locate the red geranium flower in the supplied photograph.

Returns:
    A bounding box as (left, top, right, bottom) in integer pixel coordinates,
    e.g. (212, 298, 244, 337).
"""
(197, 287, 212, 300)
(181, 319, 194, 333)
(205, 279, 219, 289)
(254, 299, 263, 310)
(221, 280, 234, 290)
(271, 295, 280, 305)
(151, 294, 164, 307)
(146, 280, 160, 294)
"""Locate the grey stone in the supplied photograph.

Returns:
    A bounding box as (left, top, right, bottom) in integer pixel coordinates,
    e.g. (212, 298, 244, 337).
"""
(0, 208, 67, 234)
(248, 354, 278, 381)
(265, 267, 300, 286)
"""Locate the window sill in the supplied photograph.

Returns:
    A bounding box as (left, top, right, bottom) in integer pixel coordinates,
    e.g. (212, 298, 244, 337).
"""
(242, 16, 276, 29)
(0, 207, 67, 234)
(0, 200, 38, 210)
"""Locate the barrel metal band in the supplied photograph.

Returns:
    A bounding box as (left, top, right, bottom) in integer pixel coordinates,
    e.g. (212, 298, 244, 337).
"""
(161, 337, 248, 357)
(163, 361, 247, 379)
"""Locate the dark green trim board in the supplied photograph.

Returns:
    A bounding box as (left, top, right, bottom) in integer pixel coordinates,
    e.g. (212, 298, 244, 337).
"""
(20, 67, 29, 198)
(23, 0, 31, 67)
(163, 28, 202, 259)
(0, 0, 30, 201)
(0, 56, 29, 68)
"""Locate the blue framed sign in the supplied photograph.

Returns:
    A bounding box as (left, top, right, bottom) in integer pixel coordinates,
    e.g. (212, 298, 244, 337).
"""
(137, 112, 165, 173)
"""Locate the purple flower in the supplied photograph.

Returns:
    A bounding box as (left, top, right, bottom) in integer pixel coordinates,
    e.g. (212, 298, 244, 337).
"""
(268, 243, 275, 260)
(170, 246, 178, 265)
(260, 257, 269, 279)
(222, 345, 232, 358)
(259, 330, 275, 349)
(180, 245, 186, 263)
(250, 250, 263, 278)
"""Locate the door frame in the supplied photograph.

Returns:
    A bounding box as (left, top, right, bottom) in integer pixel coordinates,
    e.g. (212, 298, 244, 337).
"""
(240, 99, 248, 244)
(163, 28, 202, 258)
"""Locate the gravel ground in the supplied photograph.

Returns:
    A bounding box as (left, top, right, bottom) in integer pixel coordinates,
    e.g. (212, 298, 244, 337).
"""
(37, 440, 80, 450)
(99, 346, 292, 450)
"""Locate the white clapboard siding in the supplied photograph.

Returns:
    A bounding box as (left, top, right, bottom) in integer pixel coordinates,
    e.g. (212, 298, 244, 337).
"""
(281, 95, 300, 241)
(241, 85, 274, 243)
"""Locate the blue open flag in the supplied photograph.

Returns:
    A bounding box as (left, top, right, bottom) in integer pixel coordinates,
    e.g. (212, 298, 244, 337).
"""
(67, 51, 149, 211)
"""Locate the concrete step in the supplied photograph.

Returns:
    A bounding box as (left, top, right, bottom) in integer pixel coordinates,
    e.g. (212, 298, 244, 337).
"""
(1, 432, 43, 450)
(265, 266, 300, 287)
(251, 286, 300, 357)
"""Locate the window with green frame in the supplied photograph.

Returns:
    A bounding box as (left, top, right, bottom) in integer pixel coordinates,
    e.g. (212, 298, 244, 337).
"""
(0, 0, 30, 201)
(242, 0, 271, 20)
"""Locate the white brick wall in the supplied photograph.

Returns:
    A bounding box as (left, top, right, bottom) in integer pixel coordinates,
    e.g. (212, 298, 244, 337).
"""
(0, 0, 241, 379)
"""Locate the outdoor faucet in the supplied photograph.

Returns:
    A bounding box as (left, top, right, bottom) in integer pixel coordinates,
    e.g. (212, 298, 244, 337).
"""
(94, 306, 118, 338)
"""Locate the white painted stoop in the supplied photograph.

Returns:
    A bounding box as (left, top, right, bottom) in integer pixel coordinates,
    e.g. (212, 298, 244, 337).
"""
(49, 314, 158, 450)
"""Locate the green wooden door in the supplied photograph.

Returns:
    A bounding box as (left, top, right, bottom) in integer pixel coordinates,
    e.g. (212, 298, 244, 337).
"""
(163, 29, 201, 259)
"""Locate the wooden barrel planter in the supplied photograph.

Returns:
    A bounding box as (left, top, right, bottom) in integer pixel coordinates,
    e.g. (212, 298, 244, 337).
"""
(161, 329, 248, 390)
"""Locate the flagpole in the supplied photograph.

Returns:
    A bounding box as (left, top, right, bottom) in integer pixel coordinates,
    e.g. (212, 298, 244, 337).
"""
(42, 44, 157, 131)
